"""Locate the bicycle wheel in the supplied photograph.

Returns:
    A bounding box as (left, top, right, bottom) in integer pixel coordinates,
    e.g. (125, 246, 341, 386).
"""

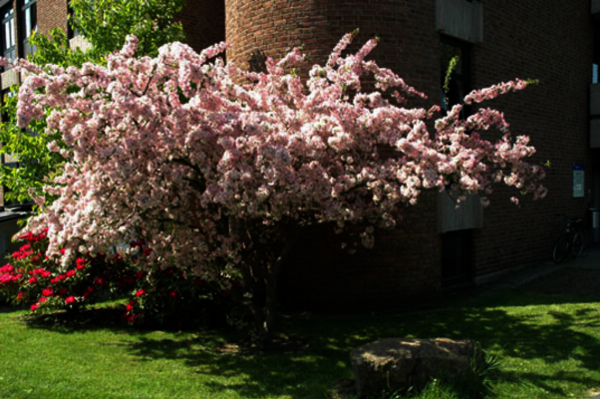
(552, 234, 569, 264)
(572, 231, 585, 258)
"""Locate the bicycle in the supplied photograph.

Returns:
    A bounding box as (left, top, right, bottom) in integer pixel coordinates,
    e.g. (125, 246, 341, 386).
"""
(552, 214, 587, 264)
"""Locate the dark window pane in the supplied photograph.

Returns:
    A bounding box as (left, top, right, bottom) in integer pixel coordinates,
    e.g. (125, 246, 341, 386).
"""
(440, 36, 471, 118)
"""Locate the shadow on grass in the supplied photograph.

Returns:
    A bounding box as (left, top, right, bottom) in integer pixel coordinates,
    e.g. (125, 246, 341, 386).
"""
(21, 302, 141, 335)
(0, 303, 24, 313)
(21, 290, 600, 398)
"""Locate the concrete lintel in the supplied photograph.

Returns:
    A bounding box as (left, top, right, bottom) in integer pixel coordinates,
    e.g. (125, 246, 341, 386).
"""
(436, 0, 483, 43)
(437, 192, 483, 233)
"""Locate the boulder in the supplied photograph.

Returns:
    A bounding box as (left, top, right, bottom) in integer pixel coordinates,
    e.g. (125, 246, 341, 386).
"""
(350, 338, 484, 398)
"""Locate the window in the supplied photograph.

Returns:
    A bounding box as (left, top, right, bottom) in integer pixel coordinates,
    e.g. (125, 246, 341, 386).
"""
(18, 0, 36, 58)
(67, 3, 79, 39)
(438, 36, 476, 286)
(440, 36, 471, 118)
(441, 229, 474, 289)
(1, 5, 15, 64)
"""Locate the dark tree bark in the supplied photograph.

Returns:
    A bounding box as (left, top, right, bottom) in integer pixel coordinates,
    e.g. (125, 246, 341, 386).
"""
(230, 217, 298, 349)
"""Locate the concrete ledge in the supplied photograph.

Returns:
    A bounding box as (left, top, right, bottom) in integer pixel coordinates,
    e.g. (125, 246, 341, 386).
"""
(1, 68, 18, 90)
(69, 35, 93, 52)
(0, 208, 30, 222)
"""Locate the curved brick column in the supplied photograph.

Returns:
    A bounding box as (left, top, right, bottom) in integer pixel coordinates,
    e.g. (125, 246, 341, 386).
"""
(225, 0, 438, 92)
(225, 0, 442, 310)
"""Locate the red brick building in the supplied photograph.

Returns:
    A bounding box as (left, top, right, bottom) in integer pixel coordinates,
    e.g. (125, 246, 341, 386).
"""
(1, 0, 598, 310)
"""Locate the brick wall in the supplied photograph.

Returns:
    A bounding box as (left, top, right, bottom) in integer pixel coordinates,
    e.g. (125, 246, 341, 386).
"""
(226, 0, 439, 92)
(471, 0, 593, 276)
(37, 0, 68, 35)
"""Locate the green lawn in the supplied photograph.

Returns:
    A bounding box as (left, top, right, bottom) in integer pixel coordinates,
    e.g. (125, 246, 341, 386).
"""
(1, 290, 600, 398)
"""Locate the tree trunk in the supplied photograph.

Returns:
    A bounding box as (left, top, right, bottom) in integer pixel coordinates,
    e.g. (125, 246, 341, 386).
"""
(230, 217, 298, 349)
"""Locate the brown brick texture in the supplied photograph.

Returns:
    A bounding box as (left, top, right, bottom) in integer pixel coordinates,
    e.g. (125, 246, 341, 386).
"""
(37, 0, 68, 36)
(471, 0, 593, 276)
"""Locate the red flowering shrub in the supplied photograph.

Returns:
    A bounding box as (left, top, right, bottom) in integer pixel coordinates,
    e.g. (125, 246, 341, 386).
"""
(0, 228, 133, 313)
(0, 229, 245, 329)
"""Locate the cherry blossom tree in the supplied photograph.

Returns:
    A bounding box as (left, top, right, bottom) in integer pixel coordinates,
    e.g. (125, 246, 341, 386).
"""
(13, 32, 545, 344)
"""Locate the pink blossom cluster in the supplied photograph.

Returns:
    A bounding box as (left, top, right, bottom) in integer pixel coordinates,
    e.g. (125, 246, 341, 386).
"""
(13, 33, 545, 274)
(463, 79, 530, 104)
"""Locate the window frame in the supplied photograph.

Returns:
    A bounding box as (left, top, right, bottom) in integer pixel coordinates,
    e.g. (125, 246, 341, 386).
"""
(1, 2, 15, 65)
(18, 0, 36, 58)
